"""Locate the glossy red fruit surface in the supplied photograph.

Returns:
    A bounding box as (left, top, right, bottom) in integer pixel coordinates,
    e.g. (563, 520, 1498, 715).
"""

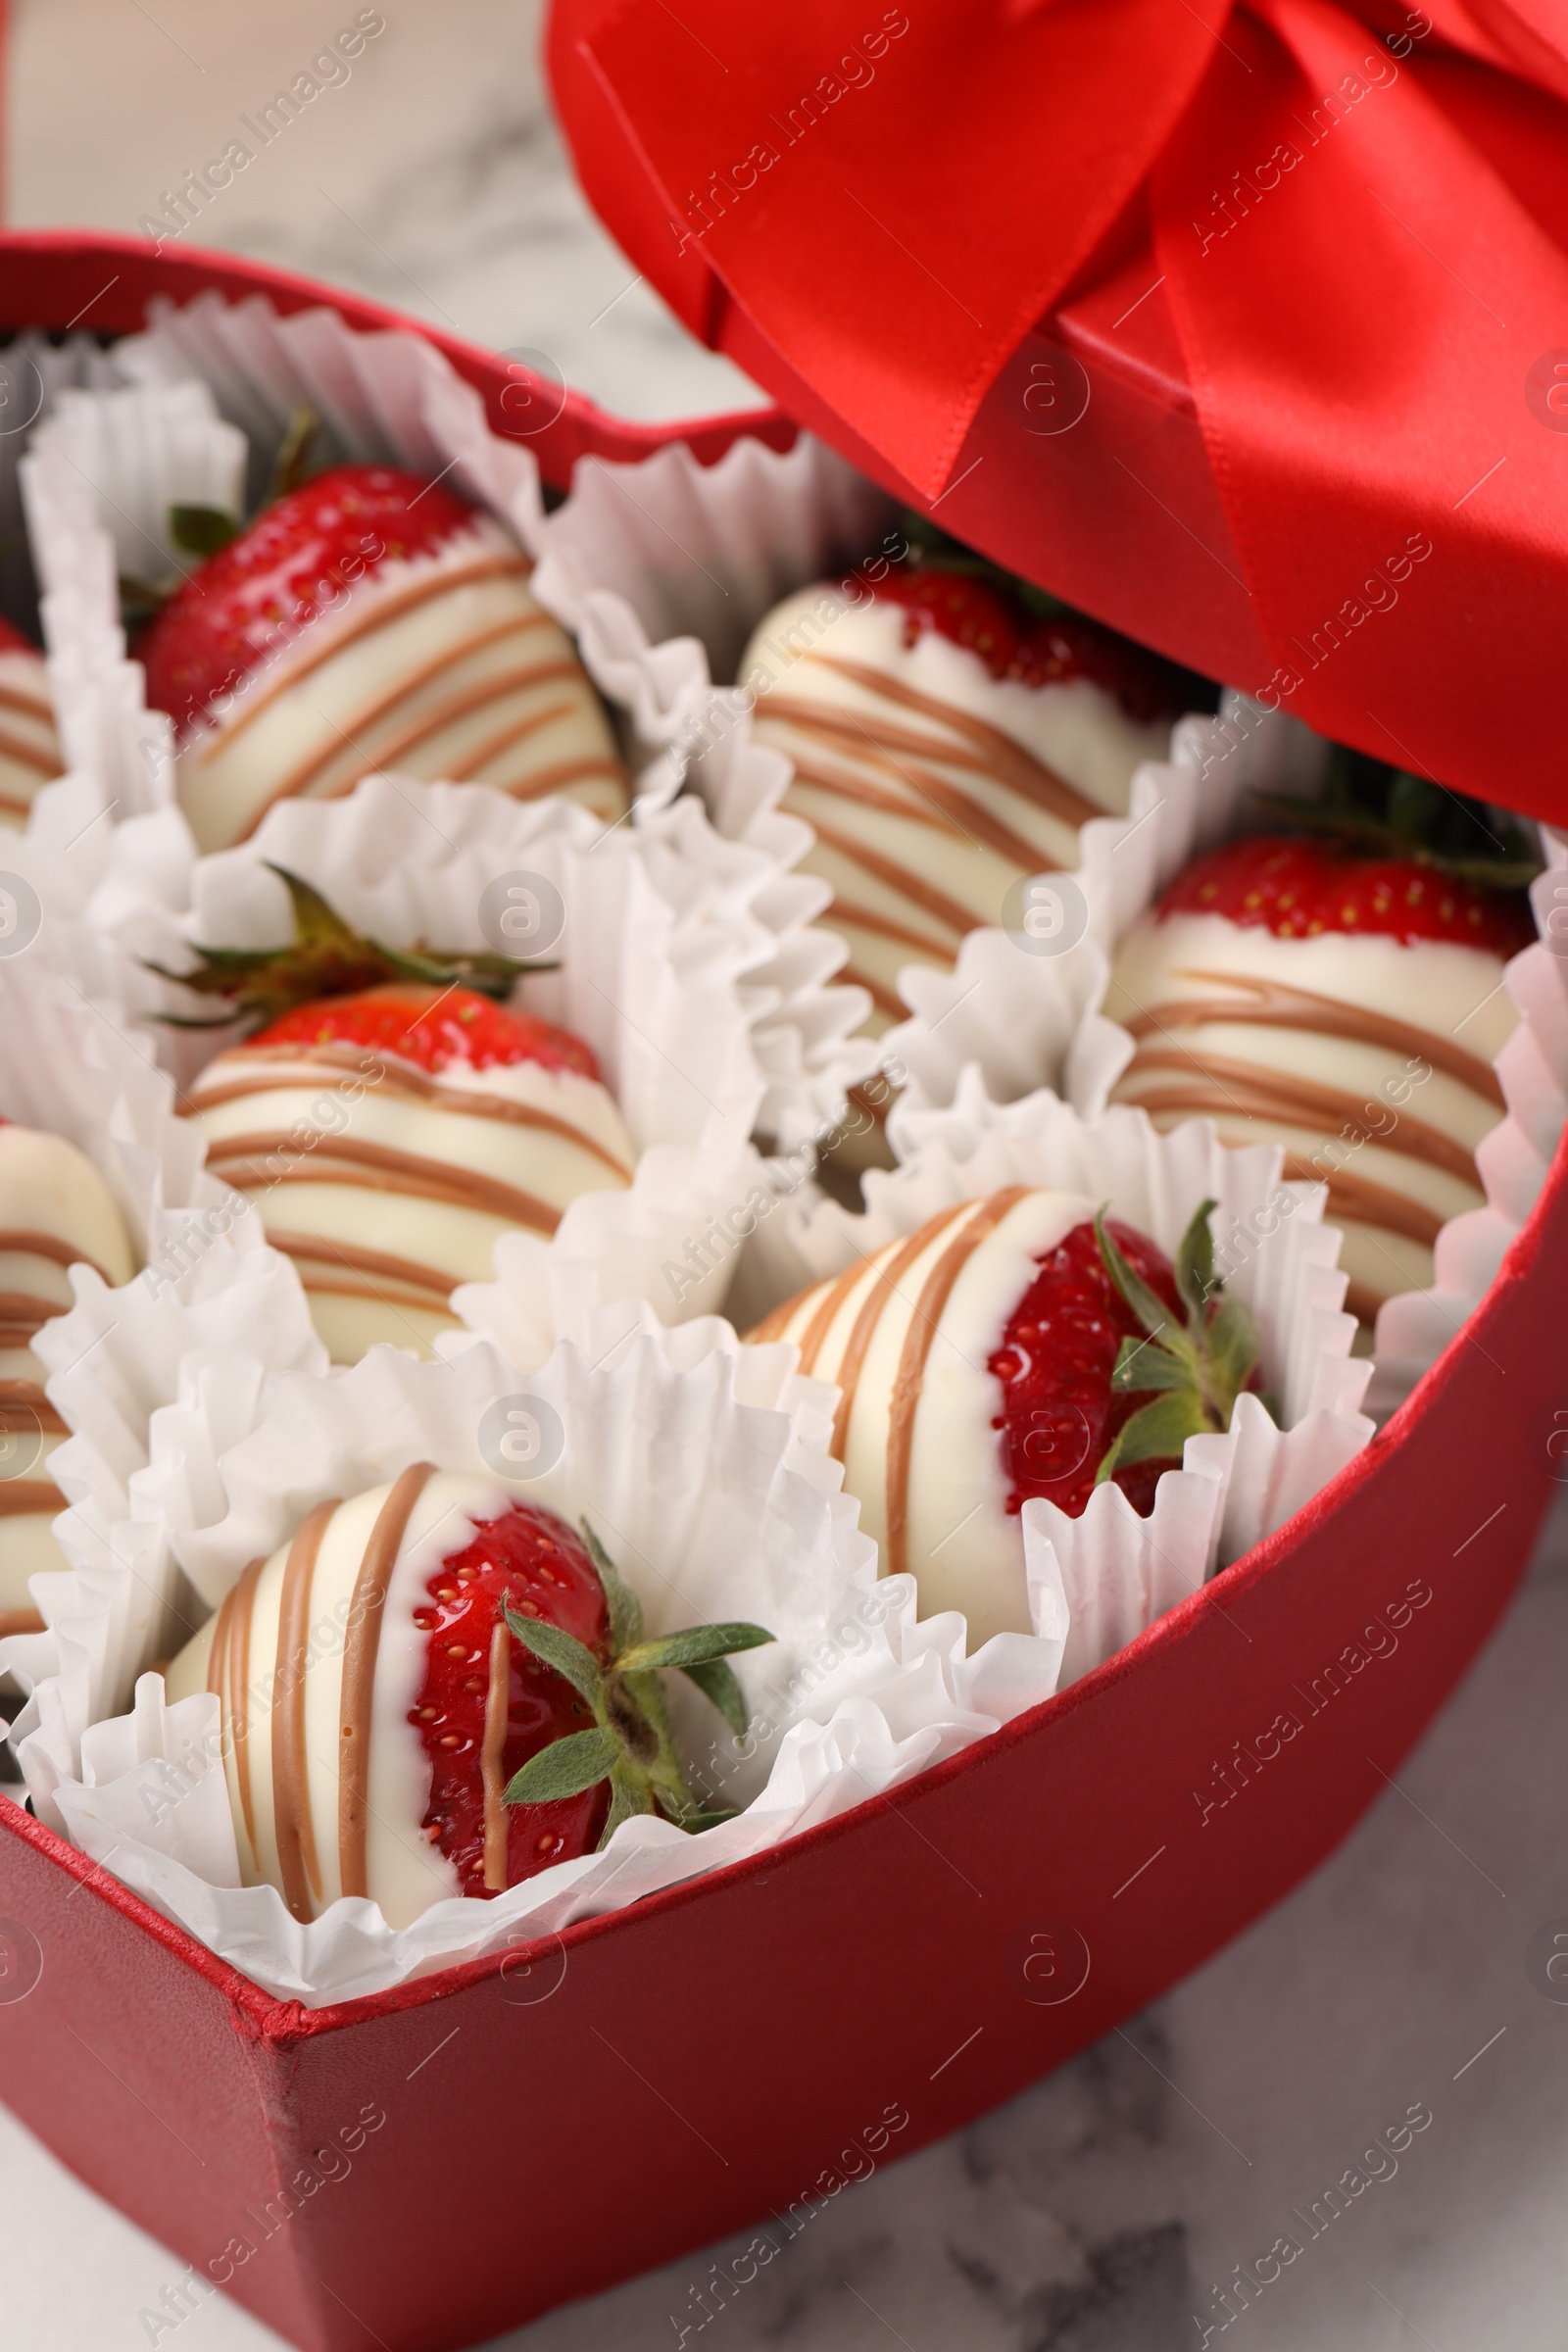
(410, 1502, 611, 1897)
(139, 464, 480, 730)
(990, 1217, 1189, 1520)
(248, 981, 602, 1079)
(1160, 835, 1536, 957)
(873, 561, 1185, 720)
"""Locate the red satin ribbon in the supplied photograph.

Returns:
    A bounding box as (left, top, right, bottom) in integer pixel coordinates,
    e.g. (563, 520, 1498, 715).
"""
(550, 0, 1568, 817)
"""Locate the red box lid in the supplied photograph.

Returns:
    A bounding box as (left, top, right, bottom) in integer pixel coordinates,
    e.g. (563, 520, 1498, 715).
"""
(546, 0, 1568, 826)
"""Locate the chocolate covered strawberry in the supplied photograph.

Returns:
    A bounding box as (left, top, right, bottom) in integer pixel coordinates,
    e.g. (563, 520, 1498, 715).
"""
(0, 1120, 135, 1632)
(172, 870, 634, 1362)
(749, 1191, 1257, 1644)
(0, 613, 62, 831)
(137, 463, 626, 854)
(741, 518, 1201, 1043)
(164, 1472, 771, 1927)
(1107, 766, 1538, 1324)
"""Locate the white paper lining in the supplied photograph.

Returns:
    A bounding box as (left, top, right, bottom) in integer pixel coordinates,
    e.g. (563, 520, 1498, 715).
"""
(16, 296, 877, 1147)
(10, 1313, 1066, 2005)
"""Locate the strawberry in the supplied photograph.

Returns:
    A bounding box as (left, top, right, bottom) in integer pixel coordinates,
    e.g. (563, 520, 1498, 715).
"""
(990, 1202, 1262, 1520)
(148, 863, 577, 1056)
(1160, 836, 1537, 959)
(0, 615, 39, 656)
(251, 982, 600, 1081)
(138, 465, 482, 732)
(873, 514, 1202, 723)
(410, 1504, 771, 1893)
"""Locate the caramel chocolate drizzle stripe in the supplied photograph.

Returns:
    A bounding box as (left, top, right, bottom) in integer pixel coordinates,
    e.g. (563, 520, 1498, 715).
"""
(272, 1497, 338, 1923)
(0, 1379, 67, 1435)
(236, 657, 597, 843)
(744, 1287, 817, 1348)
(491, 756, 629, 805)
(0, 1229, 116, 1284)
(1279, 1156, 1447, 1250)
(187, 1060, 633, 1178)
(443, 697, 593, 782)
(201, 552, 536, 754)
(1343, 1279, 1387, 1325)
(1120, 1049, 1481, 1187)
(0, 1299, 68, 1348)
(821, 1204, 977, 1460)
(264, 1231, 459, 1312)
(0, 1607, 44, 1639)
(0, 721, 57, 777)
(842, 962, 911, 1025)
(1120, 970, 1504, 1106)
(824, 893, 957, 960)
(0, 1479, 65, 1517)
(208, 1553, 267, 1862)
(808, 813, 981, 942)
(201, 1134, 568, 1233)
(787, 737, 1067, 877)
(885, 1191, 1030, 1579)
(290, 607, 555, 780)
(0, 679, 54, 724)
(339, 1463, 437, 1899)
(292, 648, 581, 805)
(780, 664, 1104, 829)
(0, 791, 36, 820)
(481, 1619, 512, 1892)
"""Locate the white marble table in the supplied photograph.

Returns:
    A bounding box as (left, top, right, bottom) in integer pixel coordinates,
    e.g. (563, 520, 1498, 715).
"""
(5, 6, 1567, 2346)
(6, 0, 768, 424)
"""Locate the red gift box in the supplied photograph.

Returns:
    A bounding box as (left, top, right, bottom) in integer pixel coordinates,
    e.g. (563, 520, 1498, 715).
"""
(548, 0, 1568, 823)
(0, 226, 1562, 2352)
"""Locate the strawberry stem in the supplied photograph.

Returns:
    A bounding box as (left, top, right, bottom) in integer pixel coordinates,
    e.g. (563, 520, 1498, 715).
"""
(1093, 1201, 1260, 1491)
(1248, 747, 1540, 890)
(144, 862, 556, 1033)
(501, 1519, 773, 1850)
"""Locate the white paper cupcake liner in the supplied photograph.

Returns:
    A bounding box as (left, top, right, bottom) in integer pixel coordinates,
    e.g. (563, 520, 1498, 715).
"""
(0, 945, 300, 1694)
(9, 1308, 1066, 2005)
(15, 293, 875, 1147)
(76, 771, 802, 1340)
(0, 948, 238, 1269)
(752, 1096, 1374, 1689)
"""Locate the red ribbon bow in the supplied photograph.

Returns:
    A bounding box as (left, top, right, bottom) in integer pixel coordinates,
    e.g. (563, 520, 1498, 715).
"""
(550, 0, 1568, 819)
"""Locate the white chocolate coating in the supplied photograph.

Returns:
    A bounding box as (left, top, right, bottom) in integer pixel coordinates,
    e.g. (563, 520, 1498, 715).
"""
(174, 521, 628, 855)
(166, 1469, 519, 1929)
(743, 589, 1167, 1032)
(0, 1123, 135, 1617)
(750, 1188, 1095, 1644)
(1105, 911, 1519, 1315)
(0, 647, 63, 832)
(183, 1039, 635, 1362)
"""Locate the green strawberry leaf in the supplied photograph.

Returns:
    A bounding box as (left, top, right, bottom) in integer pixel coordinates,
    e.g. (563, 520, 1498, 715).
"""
(677, 1654, 752, 1740)
(579, 1517, 643, 1654)
(616, 1623, 774, 1676)
(597, 1759, 655, 1849)
(503, 1726, 616, 1806)
(1203, 1293, 1260, 1403)
(1111, 1335, 1194, 1395)
(169, 504, 241, 560)
(1095, 1390, 1210, 1486)
(1173, 1198, 1219, 1329)
(501, 1602, 604, 1707)
(1094, 1208, 1175, 1344)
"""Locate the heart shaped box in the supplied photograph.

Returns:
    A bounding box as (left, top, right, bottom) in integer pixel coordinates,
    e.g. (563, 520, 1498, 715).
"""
(0, 231, 1561, 2352)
